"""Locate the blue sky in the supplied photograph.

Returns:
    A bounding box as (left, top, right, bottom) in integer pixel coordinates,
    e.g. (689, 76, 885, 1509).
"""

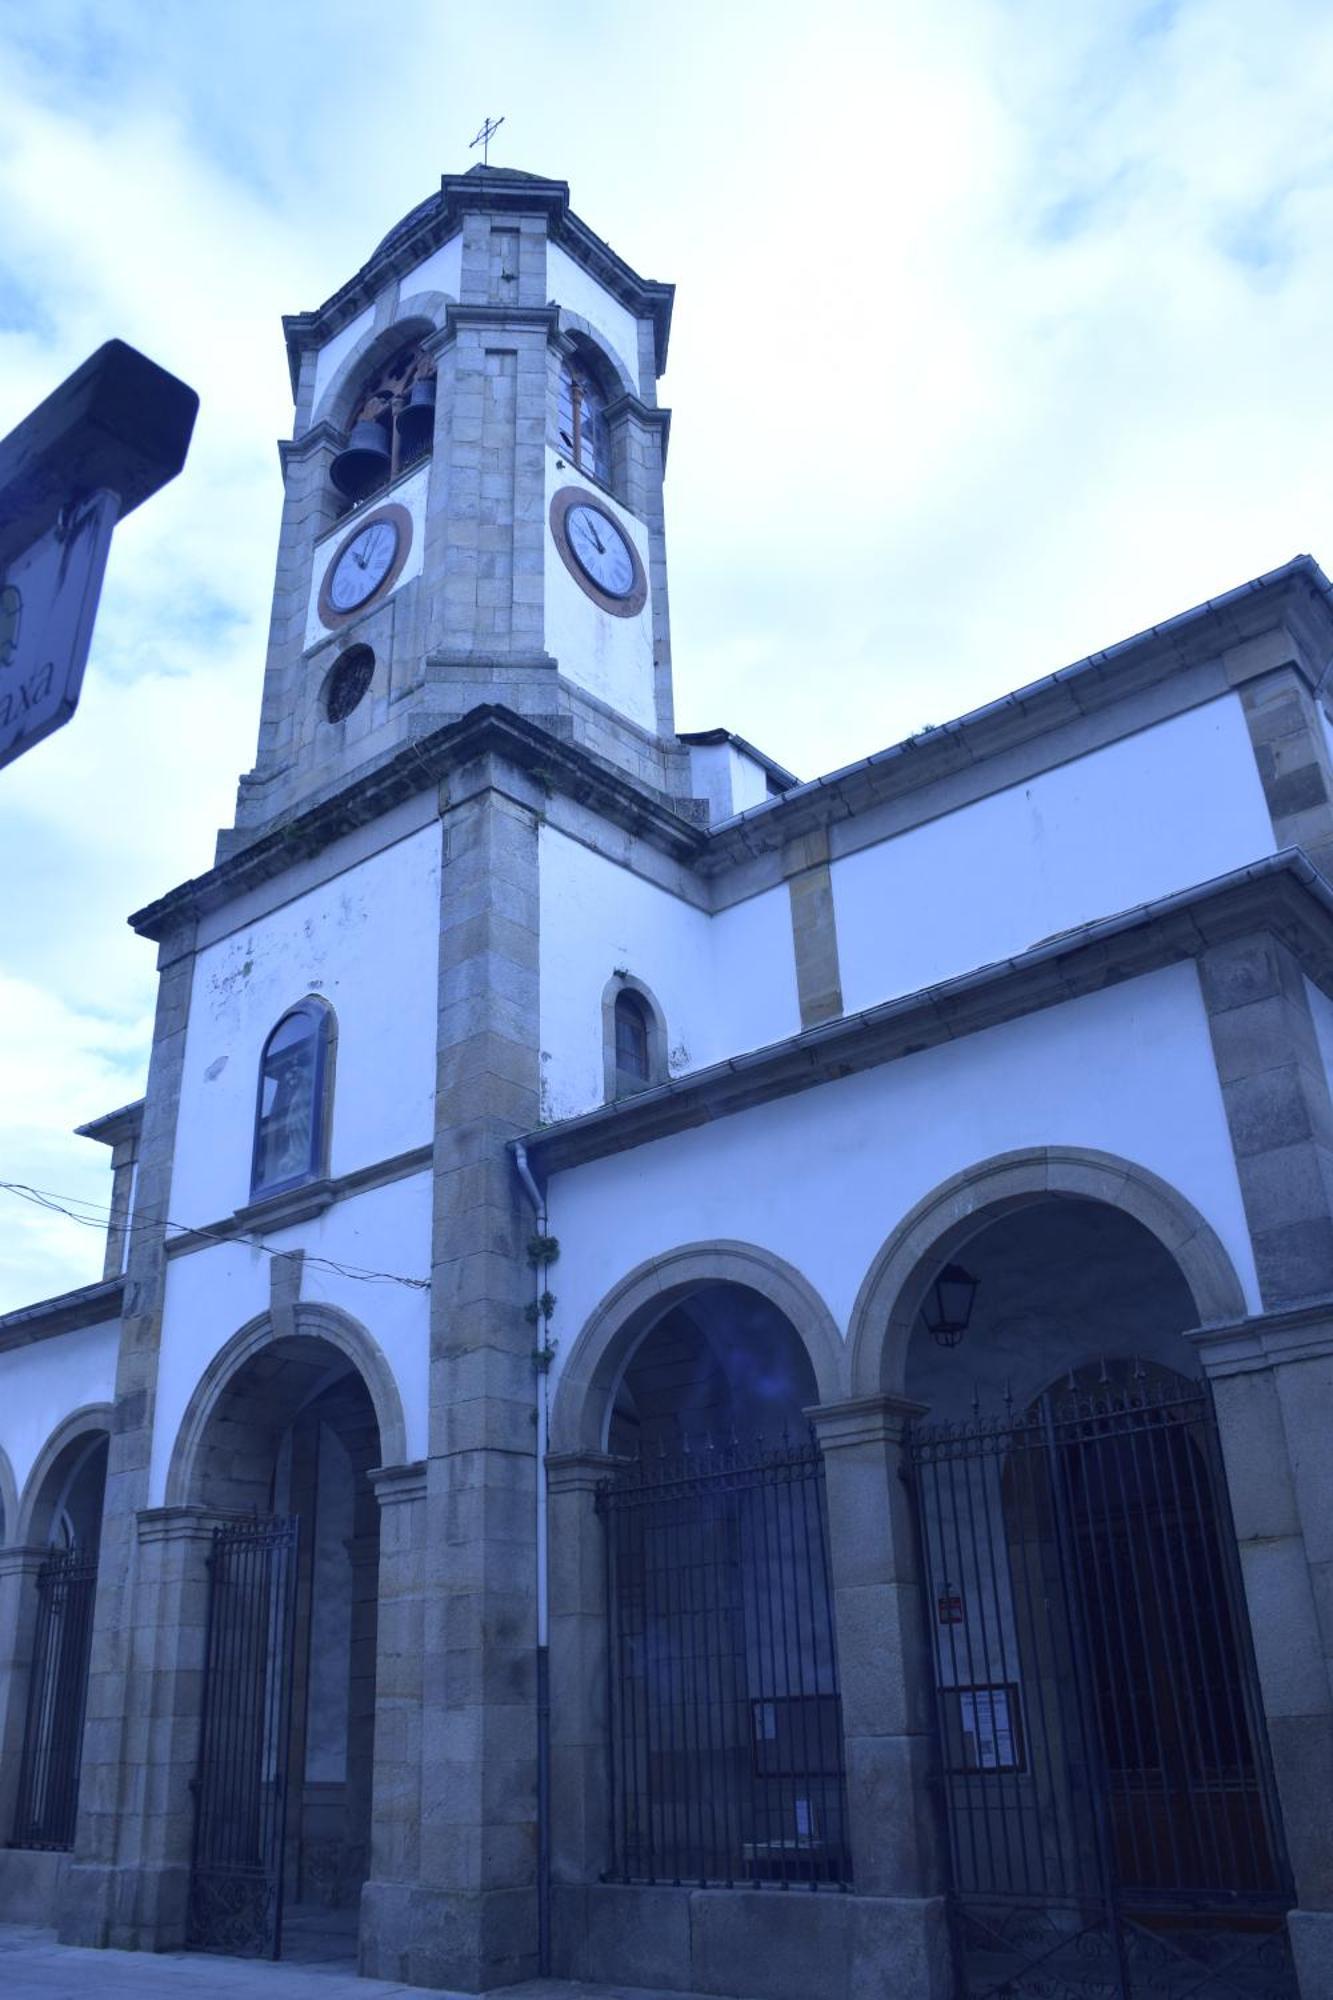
(3, 0, 1333, 1308)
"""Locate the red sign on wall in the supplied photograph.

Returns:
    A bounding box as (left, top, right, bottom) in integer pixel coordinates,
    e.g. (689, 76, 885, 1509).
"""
(937, 1591, 964, 1625)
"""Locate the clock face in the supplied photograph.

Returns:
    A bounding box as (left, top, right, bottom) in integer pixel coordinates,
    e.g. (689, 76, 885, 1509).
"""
(316, 504, 413, 630)
(565, 503, 636, 599)
(328, 517, 399, 613)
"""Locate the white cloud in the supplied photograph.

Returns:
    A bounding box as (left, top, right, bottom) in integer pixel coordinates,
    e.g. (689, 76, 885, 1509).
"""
(2, 0, 1332, 1306)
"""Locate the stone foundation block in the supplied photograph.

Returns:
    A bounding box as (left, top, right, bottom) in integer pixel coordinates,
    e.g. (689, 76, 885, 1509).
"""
(1291, 1908, 1333, 2000)
(0, 1847, 67, 1924)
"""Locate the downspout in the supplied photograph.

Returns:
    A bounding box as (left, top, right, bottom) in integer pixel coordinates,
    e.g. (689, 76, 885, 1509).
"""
(512, 1140, 551, 1978)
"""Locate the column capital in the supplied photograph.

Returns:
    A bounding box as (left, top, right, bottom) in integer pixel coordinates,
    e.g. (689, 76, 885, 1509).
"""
(136, 1504, 245, 1546)
(0, 1543, 52, 1579)
(367, 1460, 427, 1507)
(545, 1448, 629, 1496)
(806, 1393, 928, 1451)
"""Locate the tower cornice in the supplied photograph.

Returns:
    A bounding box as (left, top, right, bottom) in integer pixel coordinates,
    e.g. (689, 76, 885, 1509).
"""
(282, 169, 674, 395)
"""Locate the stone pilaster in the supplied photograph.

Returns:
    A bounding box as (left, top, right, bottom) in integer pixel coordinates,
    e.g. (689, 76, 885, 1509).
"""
(807, 1396, 945, 1916)
(1193, 1308, 1333, 1995)
(784, 828, 844, 1030)
(1241, 665, 1333, 881)
(56, 920, 197, 1949)
(401, 755, 542, 1991)
(1200, 930, 1333, 1305)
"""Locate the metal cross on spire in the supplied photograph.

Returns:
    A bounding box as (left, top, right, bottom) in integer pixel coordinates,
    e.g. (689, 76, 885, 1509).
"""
(470, 115, 504, 166)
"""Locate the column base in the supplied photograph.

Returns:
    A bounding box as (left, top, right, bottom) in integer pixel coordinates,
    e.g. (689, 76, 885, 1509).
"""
(552, 1882, 951, 2000)
(0, 1848, 69, 1924)
(1290, 1909, 1333, 2000)
(54, 1858, 190, 1951)
(358, 1878, 537, 1991)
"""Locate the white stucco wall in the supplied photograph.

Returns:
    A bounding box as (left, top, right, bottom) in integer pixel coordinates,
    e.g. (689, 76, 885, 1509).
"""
(833, 696, 1276, 1016)
(305, 458, 431, 651)
(547, 242, 642, 393)
(546, 963, 1261, 1417)
(0, 1321, 119, 1509)
(539, 825, 798, 1121)
(400, 232, 462, 310)
(544, 454, 655, 732)
(311, 305, 375, 420)
(149, 1171, 432, 1505)
(170, 822, 441, 1228)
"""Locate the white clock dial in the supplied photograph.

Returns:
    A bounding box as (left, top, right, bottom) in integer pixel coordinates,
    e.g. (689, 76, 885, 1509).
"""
(328, 517, 399, 612)
(566, 504, 635, 599)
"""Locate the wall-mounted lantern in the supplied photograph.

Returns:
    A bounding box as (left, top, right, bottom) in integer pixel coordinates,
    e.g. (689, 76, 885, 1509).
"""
(924, 1262, 979, 1349)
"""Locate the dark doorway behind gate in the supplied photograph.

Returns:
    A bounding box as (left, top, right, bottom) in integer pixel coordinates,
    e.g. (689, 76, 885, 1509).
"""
(909, 1364, 1295, 1998)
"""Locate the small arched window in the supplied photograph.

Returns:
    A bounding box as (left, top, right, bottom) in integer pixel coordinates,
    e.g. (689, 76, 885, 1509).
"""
(604, 976, 666, 1100)
(331, 341, 436, 511)
(251, 1001, 333, 1199)
(558, 353, 610, 486)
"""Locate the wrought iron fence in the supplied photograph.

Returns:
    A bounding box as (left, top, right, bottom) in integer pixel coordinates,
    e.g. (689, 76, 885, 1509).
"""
(187, 1516, 299, 1958)
(908, 1367, 1296, 1998)
(598, 1431, 850, 1890)
(11, 1546, 98, 1850)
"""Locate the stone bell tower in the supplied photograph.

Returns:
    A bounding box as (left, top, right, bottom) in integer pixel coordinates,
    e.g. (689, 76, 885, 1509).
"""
(228, 167, 683, 848)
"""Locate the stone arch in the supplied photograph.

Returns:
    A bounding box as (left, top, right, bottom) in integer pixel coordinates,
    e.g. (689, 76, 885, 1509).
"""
(315, 307, 448, 435)
(16, 1403, 115, 1545)
(0, 1439, 19, 1546)
(551, 1240, 848, 1454)
(554, 309, 637, 403)
(847, 1146, 1249, 1400)
(164, 1302, 407, 1507)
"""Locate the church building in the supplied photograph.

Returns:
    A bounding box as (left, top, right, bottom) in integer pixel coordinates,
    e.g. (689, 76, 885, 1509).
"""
(2, 166, 1333, 2000)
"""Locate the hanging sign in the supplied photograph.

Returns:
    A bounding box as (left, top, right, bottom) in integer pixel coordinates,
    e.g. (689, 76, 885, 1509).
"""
(0, 490, 118, 770)
(937, 1590, 965, 1625)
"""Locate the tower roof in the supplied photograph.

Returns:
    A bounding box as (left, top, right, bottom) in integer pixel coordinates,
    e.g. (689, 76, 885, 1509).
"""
(284, 168, 674, 391)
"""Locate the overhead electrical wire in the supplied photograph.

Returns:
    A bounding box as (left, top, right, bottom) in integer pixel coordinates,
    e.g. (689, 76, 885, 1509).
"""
(0, 1180, 430, 1292)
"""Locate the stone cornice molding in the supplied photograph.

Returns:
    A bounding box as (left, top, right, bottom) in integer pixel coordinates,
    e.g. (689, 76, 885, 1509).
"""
(545, 1449, 630, 1496)
(278, 420, 343, 472)
(431, 303, 560, 352)
(129, 706, 705, 939)
(0, 1277, 123, 1352)
(0, 1545, 52, 1577)
(603, 391, 671, 439)
(1189, 1297, 1333, 1376)
(284, 172, 673, 387)
(522, 851, 1333, 1177)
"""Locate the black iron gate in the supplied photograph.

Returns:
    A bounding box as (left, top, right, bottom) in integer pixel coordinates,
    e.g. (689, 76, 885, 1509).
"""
(598, 1432, 850, 1890)
(908, 1367, 1296, 1998)
(11, 1547, 98, 1850)
(187, 1516, 299, 1958)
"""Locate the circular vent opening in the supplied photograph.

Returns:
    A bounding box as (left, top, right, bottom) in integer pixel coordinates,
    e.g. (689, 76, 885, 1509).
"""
(323, 645, 375, 724)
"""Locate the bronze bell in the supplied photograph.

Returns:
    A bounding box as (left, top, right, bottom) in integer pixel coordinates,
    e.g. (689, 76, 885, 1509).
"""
(330, 416, 391, 501)
(395, 375, 436, 459)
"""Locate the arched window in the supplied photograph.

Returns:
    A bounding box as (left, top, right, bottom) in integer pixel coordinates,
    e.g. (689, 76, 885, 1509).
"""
(604, 976, 666, 1099)
(251, 1001, 333, 1198)
(330, 340, 436, 510)
(557, 352, 610, 485)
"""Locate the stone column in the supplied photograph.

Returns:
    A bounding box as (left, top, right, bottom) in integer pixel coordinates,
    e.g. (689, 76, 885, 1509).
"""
(0, 1546, 47, 1839)
(111, 1506, 231, 1946)
(55, 919, 197, 1949)
(360, 1460, 427, 1976)
(807, 1395, 952, 1996)
(808, 1395, 939, 1895)
(1193, 1310, 1333, 1997)
(545, 1448, 622, 1941)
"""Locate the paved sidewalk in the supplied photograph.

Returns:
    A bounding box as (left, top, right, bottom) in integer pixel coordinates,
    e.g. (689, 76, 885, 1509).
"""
(0, 1925, 733, 2000)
